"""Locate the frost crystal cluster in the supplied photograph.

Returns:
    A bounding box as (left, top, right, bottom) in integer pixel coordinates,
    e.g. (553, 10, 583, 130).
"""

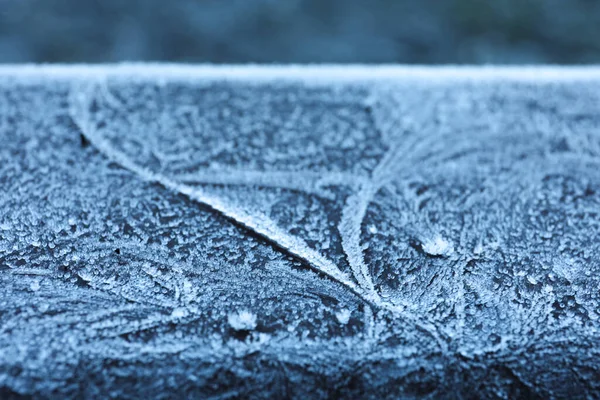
(1, 66, 600, 399)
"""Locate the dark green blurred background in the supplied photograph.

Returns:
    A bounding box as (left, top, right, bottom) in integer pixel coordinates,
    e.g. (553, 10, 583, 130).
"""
(1, 0, 599, 63)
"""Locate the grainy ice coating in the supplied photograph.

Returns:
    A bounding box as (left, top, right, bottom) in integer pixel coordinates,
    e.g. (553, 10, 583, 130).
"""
(1, 66, 600, 399)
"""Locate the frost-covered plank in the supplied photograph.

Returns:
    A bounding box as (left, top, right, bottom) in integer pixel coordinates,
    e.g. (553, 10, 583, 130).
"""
(1, 66, 600, 399)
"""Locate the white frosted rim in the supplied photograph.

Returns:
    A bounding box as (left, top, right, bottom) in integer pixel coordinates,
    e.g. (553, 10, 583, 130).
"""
(0, 63, 599, 83)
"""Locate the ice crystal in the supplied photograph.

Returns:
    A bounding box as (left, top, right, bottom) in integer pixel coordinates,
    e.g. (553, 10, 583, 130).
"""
(228, 310, 258, 331)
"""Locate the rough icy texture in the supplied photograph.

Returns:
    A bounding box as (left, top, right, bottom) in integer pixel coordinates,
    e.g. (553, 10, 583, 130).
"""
(1, 66, 600, 399)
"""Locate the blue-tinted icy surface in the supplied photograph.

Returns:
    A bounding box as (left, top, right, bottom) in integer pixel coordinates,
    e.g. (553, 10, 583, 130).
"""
(2, 66, 600, 399)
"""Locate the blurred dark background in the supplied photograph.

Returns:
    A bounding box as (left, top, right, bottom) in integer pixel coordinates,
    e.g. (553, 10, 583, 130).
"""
(1, 0, 599, 64)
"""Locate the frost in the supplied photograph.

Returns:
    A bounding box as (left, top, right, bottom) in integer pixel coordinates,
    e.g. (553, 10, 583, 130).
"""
(421, 235, 454, 257)
(170, 307, 188, 318)
(29, 279, 41, 291)
(527, 276, 538, 285)
(335, 309, 352, 325)
(228, 310, 257, 331)
(1, 65, 600, 398)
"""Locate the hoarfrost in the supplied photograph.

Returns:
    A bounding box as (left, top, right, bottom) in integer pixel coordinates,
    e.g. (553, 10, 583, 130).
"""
(335, 309, 352, 325)
(420, 235, 454, 257)
(1, 65, 600, 398)
(228, 310, 258, 331)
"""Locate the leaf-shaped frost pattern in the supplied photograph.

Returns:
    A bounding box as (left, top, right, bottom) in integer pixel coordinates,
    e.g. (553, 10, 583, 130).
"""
(70, 78, 453, 337)
(69, 78, 451, 352)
